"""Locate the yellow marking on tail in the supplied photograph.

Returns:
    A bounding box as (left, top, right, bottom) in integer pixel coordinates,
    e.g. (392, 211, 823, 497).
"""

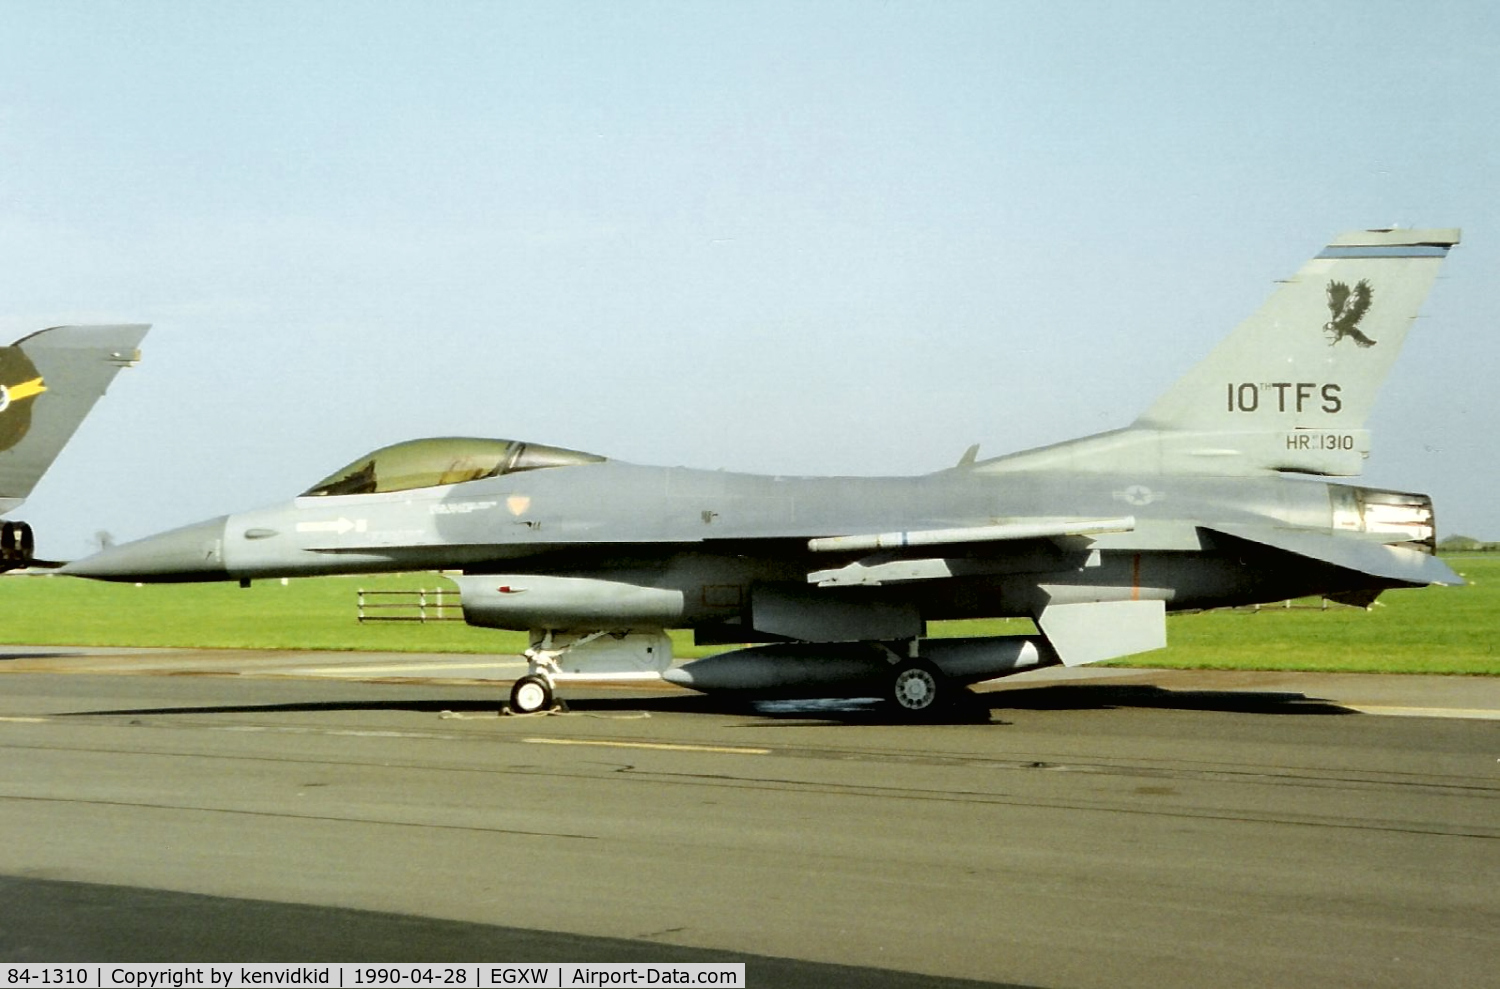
(6, 377, 46, 402)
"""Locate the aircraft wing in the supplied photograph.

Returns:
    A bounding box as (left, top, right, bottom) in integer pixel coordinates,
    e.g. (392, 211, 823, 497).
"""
(807, 516, 1136, 553)
(806, 516, 1134, 587)
(1205, 522, 1462, 587)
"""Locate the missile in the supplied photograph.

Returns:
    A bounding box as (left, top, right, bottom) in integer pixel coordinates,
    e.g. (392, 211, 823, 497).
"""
(664, 636, 1056, 697)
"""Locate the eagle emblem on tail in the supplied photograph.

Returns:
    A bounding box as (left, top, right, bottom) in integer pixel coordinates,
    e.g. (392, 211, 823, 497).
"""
(1324, 279, 1375, 347)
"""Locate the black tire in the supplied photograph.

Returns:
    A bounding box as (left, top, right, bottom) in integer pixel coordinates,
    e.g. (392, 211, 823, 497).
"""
(509, 674, 554, 714)
(888, 661, 947, 716)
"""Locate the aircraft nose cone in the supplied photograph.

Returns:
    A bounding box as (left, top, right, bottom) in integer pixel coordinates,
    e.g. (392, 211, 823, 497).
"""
(61, 516, 230, 582)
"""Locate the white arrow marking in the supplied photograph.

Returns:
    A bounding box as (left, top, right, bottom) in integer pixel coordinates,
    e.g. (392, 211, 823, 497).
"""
(295, 517, 367, 535)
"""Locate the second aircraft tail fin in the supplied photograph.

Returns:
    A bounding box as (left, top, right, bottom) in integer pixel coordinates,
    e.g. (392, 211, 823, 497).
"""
(0, 324, 149, 508)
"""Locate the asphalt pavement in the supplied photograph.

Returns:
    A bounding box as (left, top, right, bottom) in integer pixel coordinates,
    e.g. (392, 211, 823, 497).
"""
(1, 649, 1497, 988)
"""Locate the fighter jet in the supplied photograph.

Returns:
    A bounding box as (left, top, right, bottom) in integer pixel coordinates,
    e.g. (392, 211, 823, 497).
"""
(64, 230, 1461, 716)
(2, 325, 149, 571)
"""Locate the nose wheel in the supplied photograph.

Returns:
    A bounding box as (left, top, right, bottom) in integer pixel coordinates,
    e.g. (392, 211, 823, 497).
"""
(509, 673, 556, 715)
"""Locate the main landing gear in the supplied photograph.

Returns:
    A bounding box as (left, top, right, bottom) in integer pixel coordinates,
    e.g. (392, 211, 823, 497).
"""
(880, 643, 953, 718)
(889, 660, 947, 714)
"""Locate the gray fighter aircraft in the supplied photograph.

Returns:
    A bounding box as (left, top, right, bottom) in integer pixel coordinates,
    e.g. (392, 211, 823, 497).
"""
(2, 325, 148, 571)
(64, 230, 1461, 715)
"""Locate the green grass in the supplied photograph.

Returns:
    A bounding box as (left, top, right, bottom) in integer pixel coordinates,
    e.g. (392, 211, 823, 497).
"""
(1108, 554, 1498, 675)
(2, 557, 1495, 675)
(0, 573, 527, 654)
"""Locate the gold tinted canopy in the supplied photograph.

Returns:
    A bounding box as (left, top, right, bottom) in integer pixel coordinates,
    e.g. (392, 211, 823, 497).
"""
(301, 437, 604, 497)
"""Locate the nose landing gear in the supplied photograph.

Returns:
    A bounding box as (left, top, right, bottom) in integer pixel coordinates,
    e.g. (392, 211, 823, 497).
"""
(505, 632, 579, 715)
(508, 673, 556, 714)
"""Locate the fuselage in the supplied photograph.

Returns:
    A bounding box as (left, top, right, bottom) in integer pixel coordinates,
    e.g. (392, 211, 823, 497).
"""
(64, 458, 1427, 632)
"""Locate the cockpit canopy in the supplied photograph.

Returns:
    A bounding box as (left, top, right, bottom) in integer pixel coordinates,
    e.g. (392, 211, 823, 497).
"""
(301, 437, 605, 497)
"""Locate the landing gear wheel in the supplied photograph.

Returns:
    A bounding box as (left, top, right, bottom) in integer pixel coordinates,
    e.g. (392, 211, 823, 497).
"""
(889, 662, 946, 717)
(509, 674, 554, 714)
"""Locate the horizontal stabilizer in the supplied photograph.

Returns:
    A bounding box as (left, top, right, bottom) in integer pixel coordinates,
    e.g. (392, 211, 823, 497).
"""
(1207, 522, 1462, 586)
(1035, 599, 1166, 667)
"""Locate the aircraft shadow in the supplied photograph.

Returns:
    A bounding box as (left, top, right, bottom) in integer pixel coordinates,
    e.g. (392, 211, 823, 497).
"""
(62, 684, 1352, 723)
(0, 875, 1022, 986)
(978, 683, 1355, 716)
(65, 698, 524, 718)
(0, 650, 87, 661)
(716, 685, 1355, 723)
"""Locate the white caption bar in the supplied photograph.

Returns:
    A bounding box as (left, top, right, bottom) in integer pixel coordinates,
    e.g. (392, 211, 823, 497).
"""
(1, 964, 746, 988)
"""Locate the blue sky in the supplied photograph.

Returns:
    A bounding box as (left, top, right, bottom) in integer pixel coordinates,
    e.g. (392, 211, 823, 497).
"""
(3, 0, 1497, 555)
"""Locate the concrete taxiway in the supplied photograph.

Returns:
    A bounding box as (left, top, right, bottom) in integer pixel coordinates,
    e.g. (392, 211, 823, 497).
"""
(9, 643, 1500, 718)
(2, 647, 1498, 988)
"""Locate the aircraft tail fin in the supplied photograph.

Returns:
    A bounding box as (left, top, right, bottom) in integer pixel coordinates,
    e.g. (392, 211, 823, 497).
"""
(978, 229, 1458, 477)
(0, 324, 149, 507)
